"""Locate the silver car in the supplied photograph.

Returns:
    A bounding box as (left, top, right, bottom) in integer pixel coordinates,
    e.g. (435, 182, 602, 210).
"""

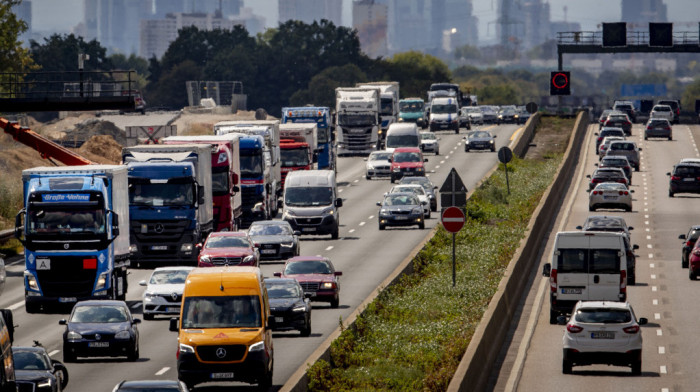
(644, 118, 672, 140)
(365, 151, 393, 179)
(605, 140, 642, 171)
(419, 132, 440, 155)
(589, 182, 633, 212)
(650, 104, 674, 122)
(388, 184, 431, 218)
(139, 267, 194, 320)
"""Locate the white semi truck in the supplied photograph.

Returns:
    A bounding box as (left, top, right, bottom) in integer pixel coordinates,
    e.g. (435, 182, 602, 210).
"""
(356, 82, 399, 146)
(335, 87, 381, 156)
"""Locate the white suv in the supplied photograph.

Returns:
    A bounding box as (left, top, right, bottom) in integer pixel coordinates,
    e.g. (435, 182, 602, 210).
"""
(560, 301, 647, 375)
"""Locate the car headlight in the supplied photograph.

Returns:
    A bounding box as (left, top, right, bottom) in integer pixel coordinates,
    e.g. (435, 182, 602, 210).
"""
(322, 207, 335, 216)
(283, 209, 296, 218)
(243, 255, 255, 264)
(67, 331, 82, 340)
(321, 282, 334, 289)
(280, 242, 294, 248)
(393, 168, 401, 172)
(412, 207, 422, 214)
(489, 140, 494, 144)
(115, 330, 131, 339)
(292, 305, 306, 312)
(199, 255, 211, 264)
(179, 343, 194, 354)
(144, 291, 157, 300)
(249, 341, 265, 352)
(37, 378, 53, 388)
(129, 244, 138, 253)
(418, 117, 423, 122)
(380, 209, 389, 214)
(416, 167, 424, 172)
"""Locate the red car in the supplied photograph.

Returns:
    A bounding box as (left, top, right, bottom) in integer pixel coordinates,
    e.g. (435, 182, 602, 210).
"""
(390, 147, 427, 183)
(197, 231, 259, 267)
(688, 239, 700, 280)
(274, 256, 342, 308)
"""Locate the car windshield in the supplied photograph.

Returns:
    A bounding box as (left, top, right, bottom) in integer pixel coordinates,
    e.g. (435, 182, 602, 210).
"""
(469, 131, 491, 139)
(370, 152, 392, 161)
(205, 236, 249, 248)
(575, 308, 632, 324)
(285, 186, 334, 207)
(182, 296, 261, 328)
(284, 260, 332, 275)
(400, 101, 423, 112)
(601, 129, 624, 137)
(338, 114, 375, 126)
(27, 207, 106, 235)
(393, 152, 421, 163)
(149, 269, 191, 285)
(392, 186, 425, 195)
(13, 351, 50, 371)
(609, 115, 628, 121)
(386, 134, 419, 149)
(71, 305, 128, 323)
(249, 224, 292, 236)
(265, 283, 302, 299)
(212, 168, 229, 195)
(431, 104, 457, 114)
(584, 218, 625, 231)
(383, 194, 418, 206)
(420, 133, 436, 140)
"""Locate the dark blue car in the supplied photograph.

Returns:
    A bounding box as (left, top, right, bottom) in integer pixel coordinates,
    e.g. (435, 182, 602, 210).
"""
(264, 278, 312, 336)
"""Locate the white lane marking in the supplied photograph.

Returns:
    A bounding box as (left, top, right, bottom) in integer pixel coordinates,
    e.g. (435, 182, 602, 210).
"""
(339, 189, 344, 193)
(353, 179, 359, 183)
(660, 366, 667, 374)
(647, 235, 652, 240)
(325, 246, 334, 251)
(436, 165, 441, 169)
(644, 208, 649, 212)
(131, 303, 140, 309)
(8, 301, 24, 311)
(655, 313, 661, 320)
(48, 350, 59, 357)
(657, 329, 663, 336)
(650, 263, 655, 268)
(359, 221, 366, 226)
(659, 346, 666, 354)
(647, 244, 653, 249)
(644, 202, 648, 206)
(348, 229, 355, 233)
(155, 367, 170, 376)
(440, 160, 445, 164)
(645, 215, 649, 219)
(652, 286, 658, 292)
(649, 253, 654, 258)
(642, 173, 647, 177)
(653, 299, 658, 305)
(645, 221, 650, 225)
(662, 389, 670, 392)
(646, 228, 650, 232)
(651, 274, 657, 279)
(368, 215, 374, 219)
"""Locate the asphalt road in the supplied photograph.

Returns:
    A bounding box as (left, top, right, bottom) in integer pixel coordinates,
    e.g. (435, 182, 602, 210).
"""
(508, 123, 700, 391)
(2, 123, 522, 391)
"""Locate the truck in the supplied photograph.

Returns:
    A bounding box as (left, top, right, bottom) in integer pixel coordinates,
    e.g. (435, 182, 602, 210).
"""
(427, 83, 463, 107)
(236, 135, 276, 227)
(121, 144, 214, 266)
(161, 134, 242, 231)
(335, 87, 381, 156)
(15, 165, 130, 313)
(281, 106, 335, 171)
(280, 123, 317, 163)
(398, 98, 427, 129)
(279, 139, 312, 189)
(356, 82, 399, 146)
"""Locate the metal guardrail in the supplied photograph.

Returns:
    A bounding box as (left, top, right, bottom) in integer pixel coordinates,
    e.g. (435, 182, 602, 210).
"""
(0, 228, 16, 244)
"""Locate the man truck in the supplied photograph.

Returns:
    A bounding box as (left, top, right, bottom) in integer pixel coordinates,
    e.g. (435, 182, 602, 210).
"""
(282, 106, 335, 171)
(335, 87, 381, 156)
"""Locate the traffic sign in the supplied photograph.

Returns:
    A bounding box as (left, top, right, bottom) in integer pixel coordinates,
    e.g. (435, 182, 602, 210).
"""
(441, 206, 465, 233)
(550, 71, 571, 96)
(498, 146, 513, 164)
(440, 168, 468, 208)
(525, 102, 538, 114)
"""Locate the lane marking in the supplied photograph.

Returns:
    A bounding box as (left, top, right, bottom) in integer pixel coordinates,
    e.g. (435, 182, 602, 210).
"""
(130, 303, 140, 309)
(659, 346, 665, 354)
(652, 286, 658, 292)
(651, 274, 657, 279)
(653, 299, 658, 305)
(353, 179, 359, 183)
(647, 235, 652, 240)
(339, 189, 344, 193)
(657, 329, 663, 336)
(348, 229, 355, 233)
(8, 301, 24, 311)
(155, 367, 170, 376)
(509, 127, 524, 141)
(368, 215, 374, 219)
(48, 350, 59, 357)
(660, 366, 667, 374)
(359, 221, 366, 226)
(325, 246, 333, 251)
(655, 313, 661, 320)
(650, 263, 655, 268)
(647, 244, 653, 249)
(649, 253, 654, 258)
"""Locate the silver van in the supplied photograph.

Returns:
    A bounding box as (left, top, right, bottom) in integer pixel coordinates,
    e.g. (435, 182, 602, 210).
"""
(282, 170, 342, 239)
(542, 231, 628, 324)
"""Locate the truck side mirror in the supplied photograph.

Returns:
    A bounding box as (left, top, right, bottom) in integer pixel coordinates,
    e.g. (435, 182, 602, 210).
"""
(335, 198, 343, 208)
(232, 186, 240, 193)
(198, 185, 205, 205)
(169, 317, 179, 332)
(0, 309, 14, 343)
(14, 209, 25, 245)
(542, 263, 551, 277)
(277, 199, 283, 209)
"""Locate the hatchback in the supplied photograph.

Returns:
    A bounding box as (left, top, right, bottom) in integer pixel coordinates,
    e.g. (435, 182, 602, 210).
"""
(667, 161, 700, 197)
(595, 127, 625, 154)
(589, 183, 633, 212)
(419, 132, 440, 155)
(597, 109, 614, 129)
(650, 104, 674, 123)
(13, 345, 69, 392)
(390, 147, 427, 183)
(587, 168, 628, 190)
(605, 140, 641, 171)
(598, 155, 632, 184)
(657, 99, 681, 123)
(603, 112, 632, 135)
(598, 136, 625, 157)
(560, 301, 647, 375)
(679, 225, 700, 268)
(264, 278, 312, 336)
(644, 118, 672, 140)
(273, 257, 342, 308)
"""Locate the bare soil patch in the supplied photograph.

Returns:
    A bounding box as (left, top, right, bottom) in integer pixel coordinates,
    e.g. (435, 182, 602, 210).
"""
(524, 116, 575, 160)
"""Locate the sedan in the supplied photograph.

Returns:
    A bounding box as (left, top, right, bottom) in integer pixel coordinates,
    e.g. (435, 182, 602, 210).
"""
(377, 192, 426, 230)
(138, 267, 194, 320)
(458, 107, 472, 129)
(248, 220, 300, 260)
(388, 184, 431, 218)
(264, 278, 312, 336)
(59, 300, 141, 362)
(365, 151, 393, 180)
(644, 118, 672, 140)
(587, 168, 629, 190)
(602, 112, 632, 135)
(419, 132, 440, 155)
(462, 106, 483, 125)
(560, 301, 646, 375)
(464, 130, 496, 152)
(679, 225, 700, 269)
(274, 257, 342, 308)
(588, 182, 633, 212)
(598, 155, 632, 184)
(400, 176, 438, 212)
(197, 231, 259, 267)
(13, 346, 69, 392)
(112, 380, 189, 392)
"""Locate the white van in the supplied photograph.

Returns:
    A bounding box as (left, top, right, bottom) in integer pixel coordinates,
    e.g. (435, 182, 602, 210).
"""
(542, 231, 628, 324)
(282, 170, 343, 239)
(429, 97, 460, 133)
(384, 123, 420, 154)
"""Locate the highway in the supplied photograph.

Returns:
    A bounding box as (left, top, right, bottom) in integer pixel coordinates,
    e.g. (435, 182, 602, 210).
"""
(2, 123, 521, 391)
(507, 123, 700, 391)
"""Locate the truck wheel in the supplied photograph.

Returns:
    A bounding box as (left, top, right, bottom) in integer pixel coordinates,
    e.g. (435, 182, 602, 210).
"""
(143, 313, 154, 321)
(25, 301, 40, 314)
(549, 309, 558, 325)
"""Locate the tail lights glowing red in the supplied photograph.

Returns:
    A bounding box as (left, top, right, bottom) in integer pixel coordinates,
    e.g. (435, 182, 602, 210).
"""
(567, 324, 583, 333)
(623, 325, 640, 334)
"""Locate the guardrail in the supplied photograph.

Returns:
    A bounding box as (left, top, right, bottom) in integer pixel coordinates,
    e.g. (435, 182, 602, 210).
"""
(0, 228, 15, 244)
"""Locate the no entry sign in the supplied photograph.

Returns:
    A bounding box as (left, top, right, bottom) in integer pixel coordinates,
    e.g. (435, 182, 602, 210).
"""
(441, 206, 465, 233)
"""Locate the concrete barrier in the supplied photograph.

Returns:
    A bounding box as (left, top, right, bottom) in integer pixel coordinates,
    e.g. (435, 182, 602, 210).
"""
(446, 111, 589, 392)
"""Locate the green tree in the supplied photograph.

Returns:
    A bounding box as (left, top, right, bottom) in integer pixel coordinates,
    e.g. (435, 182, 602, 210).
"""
(30, 33, 111, 72)
(681, 79, 700, 114)
(109, 53, 149, 91)
(147, 60, 200, 109)
(0, 0, 36, 83)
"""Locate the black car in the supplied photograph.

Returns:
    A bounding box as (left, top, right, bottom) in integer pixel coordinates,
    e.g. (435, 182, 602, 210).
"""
(679, 225, 700, 268)
(464, 130, 496, 152)
(667, 161, 700, 197)
(377, 192, 426, 230)
(59, 300, 140, 362)
(248, 220, 300, 260)
(400, 176, 438, 212)
(13, 346, 68, 392)
(264, 278, 312, 336)
(112, 380, 189, 392)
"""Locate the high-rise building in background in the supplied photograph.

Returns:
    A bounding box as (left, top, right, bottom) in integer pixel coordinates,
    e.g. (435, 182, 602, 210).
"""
(621, 0, 667, 28)
(84, 0, 152, 54)
(352, 0, 388, 58)
(497, 0, 551, 52)
(12, 1, 32, 44)
(278, 0, 342, 26)
(152, 0, 242, 18)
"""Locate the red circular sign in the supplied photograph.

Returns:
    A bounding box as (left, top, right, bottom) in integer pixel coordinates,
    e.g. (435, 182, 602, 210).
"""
(441, 207, 465, 233)
(552, 72, 568, 89)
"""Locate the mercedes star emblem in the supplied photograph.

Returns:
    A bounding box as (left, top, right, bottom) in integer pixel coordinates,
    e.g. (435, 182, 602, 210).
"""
(154, 223, 164, 233)
(216, 347, 227, 358)
(95, 334, 101, 341)
(170, 292, 178, 301)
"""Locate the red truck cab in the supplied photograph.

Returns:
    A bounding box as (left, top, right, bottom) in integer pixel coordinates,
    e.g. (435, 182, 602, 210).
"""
(390, 147, 427, 183)
(280, 139, 311, 188)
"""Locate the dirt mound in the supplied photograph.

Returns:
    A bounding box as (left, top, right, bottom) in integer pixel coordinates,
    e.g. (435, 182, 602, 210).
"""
(77, 135, 122, 164)
(61, 118, 126, 145)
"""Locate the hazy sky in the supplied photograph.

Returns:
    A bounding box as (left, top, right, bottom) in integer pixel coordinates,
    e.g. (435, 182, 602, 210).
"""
(31, 0, 700, 46)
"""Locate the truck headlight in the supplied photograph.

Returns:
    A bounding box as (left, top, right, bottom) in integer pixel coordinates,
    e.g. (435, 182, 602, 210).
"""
(144, 292, 157, 301)
(67, 331, 82, 340)
(393, 168, 401, 172)
(283, 210, 296, 219)
(380, 209, 388, 214)
(418, 117, 423, 122)
(95, 272, 108, 291)
(249, 341, 265, 352)
(129, 244, 138, 253)
(253, 202, 264, 212)
(322, 207, 334, 216)
(180, 243, 194, 252)
(25, 272, 39, 291)
(416, 167, 424, 172)
(115, 330, 131, 339)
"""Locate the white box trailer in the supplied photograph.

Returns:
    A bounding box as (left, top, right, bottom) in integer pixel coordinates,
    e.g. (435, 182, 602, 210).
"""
(280, 122, 318, 161)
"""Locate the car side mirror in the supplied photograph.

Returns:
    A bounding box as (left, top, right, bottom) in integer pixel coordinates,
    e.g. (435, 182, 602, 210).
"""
(633, 244, 640, 250)
(376, 201, 382, 206)
(58, 319, 67, 325)
(542, 263, 551, 277)
(433, 186, 438, 189)
(493, 135, 497, 138)
(421, 201, 428, 205)
(304, 292, 313, 298)
(138, 280, 147, 286)
(273, 272, 282, 277)
(666, 172, 671, 176)
(638, 317, 648, 326)
(424, 158, 428, 162)
(638, 148, 643, 151)
(169, 317, 179, 332)
(586, 175, 591, 178)
(133, 318, 142, 324)
(556, 315, 567, 325)
(594, 163, 598, 167)
(594, 132, 599, 135)
(334, 271, 343, 276)
(335, 198, 343, 207)
(679, 234, 687, 240)
(628, 226, 634, 230)
(630, 190, 635, 193)
(195, 243, 202, 249)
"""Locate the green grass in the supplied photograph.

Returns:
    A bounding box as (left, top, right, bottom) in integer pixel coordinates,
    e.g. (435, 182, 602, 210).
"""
(306, 150, 564, 391)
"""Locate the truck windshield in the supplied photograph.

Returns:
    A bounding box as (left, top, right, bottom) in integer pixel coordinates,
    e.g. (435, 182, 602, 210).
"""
(211, 166, 229, 195)
(129, 183, 194, 207)
(317, 127, 330, 144)
(338, 114, 375, 127)
(27, 207, 106, 235)
(281, 148, 310, 167)
(400, 102, 424, 112)
(285, 186, 333, 207)
(182, 296, 261, 329)
(386, 134, 419, 149)
(240, 153, 263, 177)
(432, 104, 457, 114)
(380, 98, 393, 115)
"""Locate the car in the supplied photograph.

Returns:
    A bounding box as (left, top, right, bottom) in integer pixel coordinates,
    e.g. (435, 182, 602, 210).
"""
(679, 225, 700, 268)
(458, 107, 472, 129)
(644, 118, 672, 140)
(514, 107, 530, 124)
(597, 109, 614, 129)
(613, 101, 636, 123)
(657, 99, 681, 124)
(247, 220, 300, 260)
(667, 160, 700, 197)
(598, 155, 633, 184)
(112, 380, 189, 392)
(686, 239, 700, 280)
(365, 151, 393, 180)
(602, 112, 632, 135)
(497, 108, 517, 124)
(197, 231, 259, 267)
(390, 147, 427, 183)
(649, 104, 674, 123)
(598, 135, 625, 157)
(13, 345, 69, 392)
(560, 301, 647, 375)
(480, 106, 498, 124)
(263, 278, 312, 336)
(587, 167, 628, 190)
(595, 127, 625, 154)
(575, 215, 638, 284)
(388, 184, 431, 218)
(400, 176, 438, 212)
(377, 192, 426, 230)
(273, 256, 342, 308)
(588, 182, 633, 212)
(59, 300, 141, 362)
(419, 132, 440, 155)
(138, 266, 194, 320)
(605, 140, 641, 171)
(462, 106, 484, 125)
(464, 130, 497, 152)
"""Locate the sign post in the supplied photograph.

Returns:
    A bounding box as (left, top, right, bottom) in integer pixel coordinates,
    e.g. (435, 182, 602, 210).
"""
(498, 146, 513, 195)
(442, 207, 466, 287)
(440, 169, 468, 287)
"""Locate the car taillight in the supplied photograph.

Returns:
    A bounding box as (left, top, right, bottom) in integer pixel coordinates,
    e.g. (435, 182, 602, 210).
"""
(623, 325, 640, 334)
(687, 241, 695, 247)
(624, 121, 631, 126)
(567, 324, 583, 333)
(550, 269, 557, 292)
(665, 126, 671, 130)
(646, 126, 651, 130)
(671, 175, 681, 181)
(592, 178, 600, 183)
(605, 120, 612, 126)
(597, 137, 603, 142)
(625, 166, 631, 171)
(692, 248, 700, 256)
(620, 270, 627, 293)
(592, 191, 599, 195)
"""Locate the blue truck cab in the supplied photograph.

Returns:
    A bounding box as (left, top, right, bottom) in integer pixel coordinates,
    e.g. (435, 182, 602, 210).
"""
(239, 135, 273, 226)
(282, 107, 335, 171)
(16, 165, 129, 313)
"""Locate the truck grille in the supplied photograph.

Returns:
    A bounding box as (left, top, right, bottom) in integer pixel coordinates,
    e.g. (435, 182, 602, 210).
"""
(241, 186, 264, 209)
(299, 282, 320, 291)
(131, 220, 190, 245)
(210, 257, 243, 266)
(197, 344, 246, 362)
(35, 256, 97, 298)
(343, 127, 373, 150)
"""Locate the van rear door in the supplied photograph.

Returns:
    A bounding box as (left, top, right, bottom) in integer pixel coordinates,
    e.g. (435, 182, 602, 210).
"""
(556, 247, 591, 301)
(587, 236, 624, 301)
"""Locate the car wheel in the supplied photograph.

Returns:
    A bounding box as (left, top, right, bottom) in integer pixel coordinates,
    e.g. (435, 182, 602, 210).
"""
(128, 341, 140, 361)
(631, 360, 642, 375)
(669, 191, 674, 197)
(143, 313, 154, 321)
(390, 177, 395, 183)
(491, 146, 496, 152)
(589, 205, 595, 212)
(625, 205, 632, 212)
(436, 150, 440, 155)
(330, 297, 339, 308)
(635, 166, 640, 172)
(669, 136, 672, 141)
(431, 204, 437, 212)
(644, 136, 648, 140)
(562, 360, 573, 374)
(628, 271, 636, 285)
(258, 366, 273, 390)
(300, 316, 311, 337)
(366, 174, 371, 180)
(379, 223, 385, 230)
(464, 147, 470, 152)
(690, 268, 697, 280)
(426, 210, 431, 219)
(683, 255, 689, 269)
(331, 229, 339, 240)
(549, 309, 558, 325)
(63, 349, 76, 363)
(418, 221, 425, 230)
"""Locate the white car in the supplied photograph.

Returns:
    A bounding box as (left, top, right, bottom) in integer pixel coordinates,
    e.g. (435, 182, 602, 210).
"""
(365, 151, 393, 180)
(462, 106, 484, 125)
(139, 266, 194, 320)
(598, 135, 625, 158)
(388, 184, 431, 218)
(561, 301, 647, 375)
(650, 104, 674, 122)
(419, 132, 440, 155)
(589, 182, 633, 212)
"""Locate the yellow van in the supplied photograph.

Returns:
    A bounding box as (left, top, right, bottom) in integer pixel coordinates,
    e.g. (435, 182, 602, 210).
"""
(169, 267, 273, 390)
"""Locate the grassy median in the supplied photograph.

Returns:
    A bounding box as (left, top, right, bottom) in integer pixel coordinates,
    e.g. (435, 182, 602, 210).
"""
(306, 117, 572, 391)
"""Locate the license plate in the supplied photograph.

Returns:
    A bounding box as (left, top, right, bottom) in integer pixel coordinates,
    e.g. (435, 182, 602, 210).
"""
(561, 288, 582, 295)
(603, 196, 617, 200)
(211, 372, 234, 379)
(275, 317, 284, 323)
(591, 331, 615, 339)
(684, 178, 695, 182)
(59, 297, 77, 303)
(302, 227, 316, 232)
(88, 342, 109, 348)
(167, 307, 179, 313)
(261, 249, 276, 254)
(394, 216, 408, 220)
(151, 245, 168, 250)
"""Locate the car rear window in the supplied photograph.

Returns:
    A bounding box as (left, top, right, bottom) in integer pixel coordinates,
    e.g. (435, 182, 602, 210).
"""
(610, 142, 633, 151)
(601, 129, 624, 137)
(558, 248, 621, 274)
(654, 106, 671, 112)
(575, 308, 632, 323)
(690, 229, 700, 241)
(673, 165, 700, 177)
